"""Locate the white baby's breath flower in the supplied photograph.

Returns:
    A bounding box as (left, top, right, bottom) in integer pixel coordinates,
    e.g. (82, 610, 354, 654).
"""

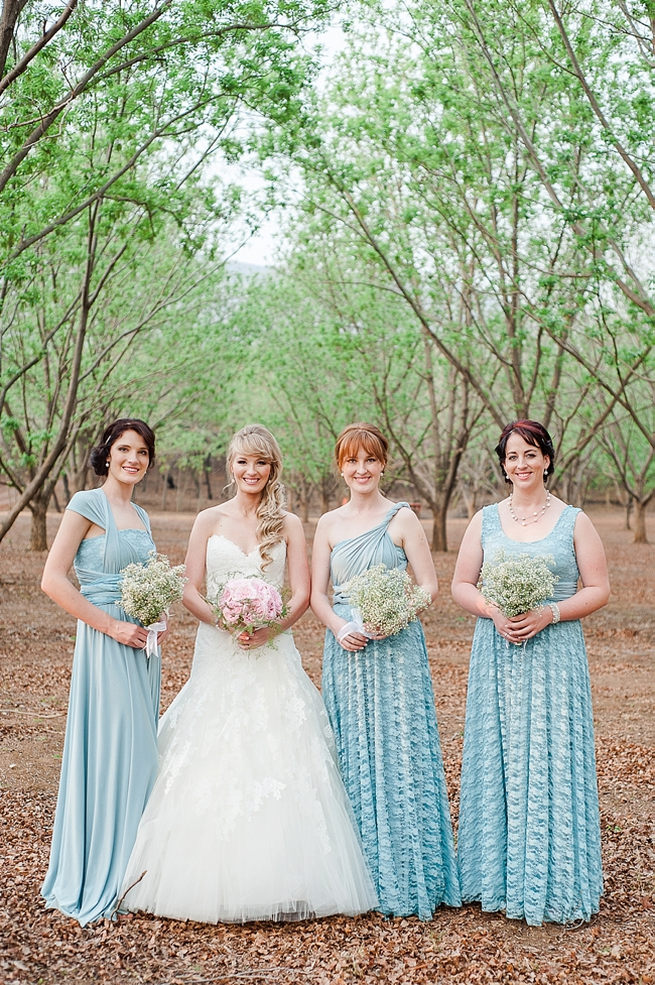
(481, 550, 558, 618)
(345, 563, 431, 638)
(118, 552, 186, 627)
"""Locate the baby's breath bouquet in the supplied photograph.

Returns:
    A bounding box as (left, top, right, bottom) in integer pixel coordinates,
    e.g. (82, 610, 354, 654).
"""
(345, 563, 431, 639)
(118, 552, 186, 656)
(480, 550, 558, 618)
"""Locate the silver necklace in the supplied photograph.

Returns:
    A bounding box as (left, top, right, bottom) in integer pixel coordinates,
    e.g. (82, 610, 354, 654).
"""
(508, 489, 551, 526)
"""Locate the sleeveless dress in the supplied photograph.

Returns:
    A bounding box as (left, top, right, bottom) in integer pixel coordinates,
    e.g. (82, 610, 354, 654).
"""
(120, 534, 377, 923)
(41, 488, 161, 926)
(321, 502, 461, 920)
(457, 504, 603, 925)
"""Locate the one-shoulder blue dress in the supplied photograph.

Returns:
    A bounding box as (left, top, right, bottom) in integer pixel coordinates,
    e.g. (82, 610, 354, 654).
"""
(41, 488, 161, 925)
(457, 504, 603, 925)
(321, 502, 461, 920)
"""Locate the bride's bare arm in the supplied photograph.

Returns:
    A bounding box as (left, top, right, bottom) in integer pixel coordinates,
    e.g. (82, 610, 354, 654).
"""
(182, 511, 215, 625)
(277, 512, 309, 631)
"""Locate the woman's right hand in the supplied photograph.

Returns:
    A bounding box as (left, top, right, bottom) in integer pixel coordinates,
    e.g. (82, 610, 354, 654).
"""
(108, 619, 149, 649)
(336, 624, 369, 652)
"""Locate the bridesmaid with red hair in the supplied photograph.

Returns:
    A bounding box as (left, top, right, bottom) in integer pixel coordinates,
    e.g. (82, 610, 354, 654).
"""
(311, 422, 461, 920)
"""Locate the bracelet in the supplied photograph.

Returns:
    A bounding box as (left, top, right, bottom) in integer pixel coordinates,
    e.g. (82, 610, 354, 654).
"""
(547, 602, 561, 625)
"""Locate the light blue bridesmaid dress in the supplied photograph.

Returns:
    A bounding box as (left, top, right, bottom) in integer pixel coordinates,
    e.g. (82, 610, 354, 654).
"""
(321, 502, 461, 920)
(41, 488, 161, 926)
(457, 504, 603, 925)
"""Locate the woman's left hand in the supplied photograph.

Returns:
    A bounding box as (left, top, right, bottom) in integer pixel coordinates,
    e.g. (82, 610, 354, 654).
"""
(504, 606, 552, 643)
(237, 627, 270, 650)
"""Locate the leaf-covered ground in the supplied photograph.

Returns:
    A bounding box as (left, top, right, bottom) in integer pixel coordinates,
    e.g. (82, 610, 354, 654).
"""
(1, 509, 653, 985)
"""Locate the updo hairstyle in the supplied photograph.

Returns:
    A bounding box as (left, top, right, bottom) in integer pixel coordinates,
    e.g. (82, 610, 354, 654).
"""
(494, 420, 555, 485)
(334, 422, 389, 470)
(227, 424, 286, 569)
(89, 418, 156, 476)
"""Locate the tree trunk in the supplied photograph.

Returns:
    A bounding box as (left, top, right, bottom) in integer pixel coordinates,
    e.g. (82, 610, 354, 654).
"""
(632, 500, 648, 544)
(29, 496, 49, 551)
(203, 455, 213, 500)
(430, 505, 448, 552)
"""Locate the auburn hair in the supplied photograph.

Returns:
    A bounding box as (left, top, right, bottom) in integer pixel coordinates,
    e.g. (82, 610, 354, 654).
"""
(334, 422, 389, 469)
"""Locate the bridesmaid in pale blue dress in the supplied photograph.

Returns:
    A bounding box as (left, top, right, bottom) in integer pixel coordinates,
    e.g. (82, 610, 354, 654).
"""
(452, 420, 610, 926)
(41, 419, 164, 926)
(311, 423, 461, 920)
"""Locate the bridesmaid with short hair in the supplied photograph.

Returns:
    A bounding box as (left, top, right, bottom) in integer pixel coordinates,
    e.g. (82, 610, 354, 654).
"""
(452, 419, 609, 925)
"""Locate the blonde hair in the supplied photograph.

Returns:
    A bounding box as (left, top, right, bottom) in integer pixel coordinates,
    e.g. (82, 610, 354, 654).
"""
(227, 424, 286, 569)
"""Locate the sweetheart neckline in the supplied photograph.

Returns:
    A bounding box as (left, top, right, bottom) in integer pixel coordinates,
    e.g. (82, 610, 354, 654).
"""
(208, 533, 260, 557)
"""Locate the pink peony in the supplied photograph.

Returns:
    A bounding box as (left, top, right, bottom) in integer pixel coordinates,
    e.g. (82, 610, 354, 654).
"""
(215, 577, 284, 634)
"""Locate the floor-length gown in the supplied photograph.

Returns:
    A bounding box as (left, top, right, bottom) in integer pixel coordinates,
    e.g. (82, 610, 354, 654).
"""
(120, 534, 377, 923)
(321, 502, 461, 920)
(457, 504, 603, 925)
(42, 488, 161, 926)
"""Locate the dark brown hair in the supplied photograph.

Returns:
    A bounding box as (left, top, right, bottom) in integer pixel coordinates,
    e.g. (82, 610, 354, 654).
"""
(495, 420, 555, 485)
(89, 419, 156, 476)
(335, 422, 389, 469)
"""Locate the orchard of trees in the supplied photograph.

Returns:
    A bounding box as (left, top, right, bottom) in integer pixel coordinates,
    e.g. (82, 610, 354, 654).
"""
(1, 0, 653, 550)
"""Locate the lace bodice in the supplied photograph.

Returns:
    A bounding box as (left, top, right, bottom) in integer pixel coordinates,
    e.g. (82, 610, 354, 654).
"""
(481, 504, 581, 601)
(205, 535, 286, 598)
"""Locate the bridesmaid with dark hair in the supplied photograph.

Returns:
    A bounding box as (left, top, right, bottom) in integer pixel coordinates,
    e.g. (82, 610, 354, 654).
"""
(41, 418, 164, 925)
(452, 420, 609, 925)
(311, 422, 461, 920)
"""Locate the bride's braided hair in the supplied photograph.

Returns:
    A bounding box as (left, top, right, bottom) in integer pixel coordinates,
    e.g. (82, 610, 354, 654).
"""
(227, 424, 286, 569)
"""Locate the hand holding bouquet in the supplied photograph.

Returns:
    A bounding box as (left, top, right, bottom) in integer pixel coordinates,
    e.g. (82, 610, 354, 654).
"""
(209, 576, 287, 643)
(118, 552, 187, 656)
(480, 550, 558, 618)
(342, 563, 431, 642)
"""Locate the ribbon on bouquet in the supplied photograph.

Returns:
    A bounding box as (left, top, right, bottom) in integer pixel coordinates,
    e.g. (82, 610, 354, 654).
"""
(336, 607, 375, 645)
(143, 617, 166, 658)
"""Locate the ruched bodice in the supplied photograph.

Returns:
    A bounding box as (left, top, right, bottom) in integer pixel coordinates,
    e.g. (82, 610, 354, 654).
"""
(76, 529, 154, 606)
(330, 505, 407, 605)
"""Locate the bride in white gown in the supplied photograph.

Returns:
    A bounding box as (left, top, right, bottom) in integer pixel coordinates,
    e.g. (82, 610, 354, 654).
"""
(120, 424, 377, 923)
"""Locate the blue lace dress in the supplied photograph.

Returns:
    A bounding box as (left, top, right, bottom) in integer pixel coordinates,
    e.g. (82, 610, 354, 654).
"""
(321, 502, 461, 920)
(41, 488, 161, 926)
(457, 504, 603, 925)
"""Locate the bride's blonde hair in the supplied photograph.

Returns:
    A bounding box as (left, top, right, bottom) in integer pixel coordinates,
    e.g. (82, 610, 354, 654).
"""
(227, 424, 286, 569)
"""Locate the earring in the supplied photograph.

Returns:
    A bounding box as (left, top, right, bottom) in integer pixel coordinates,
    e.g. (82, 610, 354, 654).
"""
(544, 470, 548, 478)
(381, 471, 384, 476)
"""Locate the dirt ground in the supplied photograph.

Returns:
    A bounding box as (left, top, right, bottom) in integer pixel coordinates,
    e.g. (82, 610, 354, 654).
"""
(0, 508, 653, 985)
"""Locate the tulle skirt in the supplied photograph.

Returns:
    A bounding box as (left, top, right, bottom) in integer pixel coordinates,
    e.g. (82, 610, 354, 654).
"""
(120, 623, 377, 923)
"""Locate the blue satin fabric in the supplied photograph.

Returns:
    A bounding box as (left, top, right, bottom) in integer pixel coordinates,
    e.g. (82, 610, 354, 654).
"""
(41, 488, 161, 925)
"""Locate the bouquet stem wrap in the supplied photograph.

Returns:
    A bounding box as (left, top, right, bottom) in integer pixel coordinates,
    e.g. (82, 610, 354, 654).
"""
(144, 618, 167, 659)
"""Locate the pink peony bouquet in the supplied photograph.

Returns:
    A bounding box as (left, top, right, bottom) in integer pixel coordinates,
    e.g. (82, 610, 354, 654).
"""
(209, 576, 286, 638)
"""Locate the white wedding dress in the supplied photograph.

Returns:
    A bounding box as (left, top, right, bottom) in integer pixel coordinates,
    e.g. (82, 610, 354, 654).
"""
(120, 535, 377, 923)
